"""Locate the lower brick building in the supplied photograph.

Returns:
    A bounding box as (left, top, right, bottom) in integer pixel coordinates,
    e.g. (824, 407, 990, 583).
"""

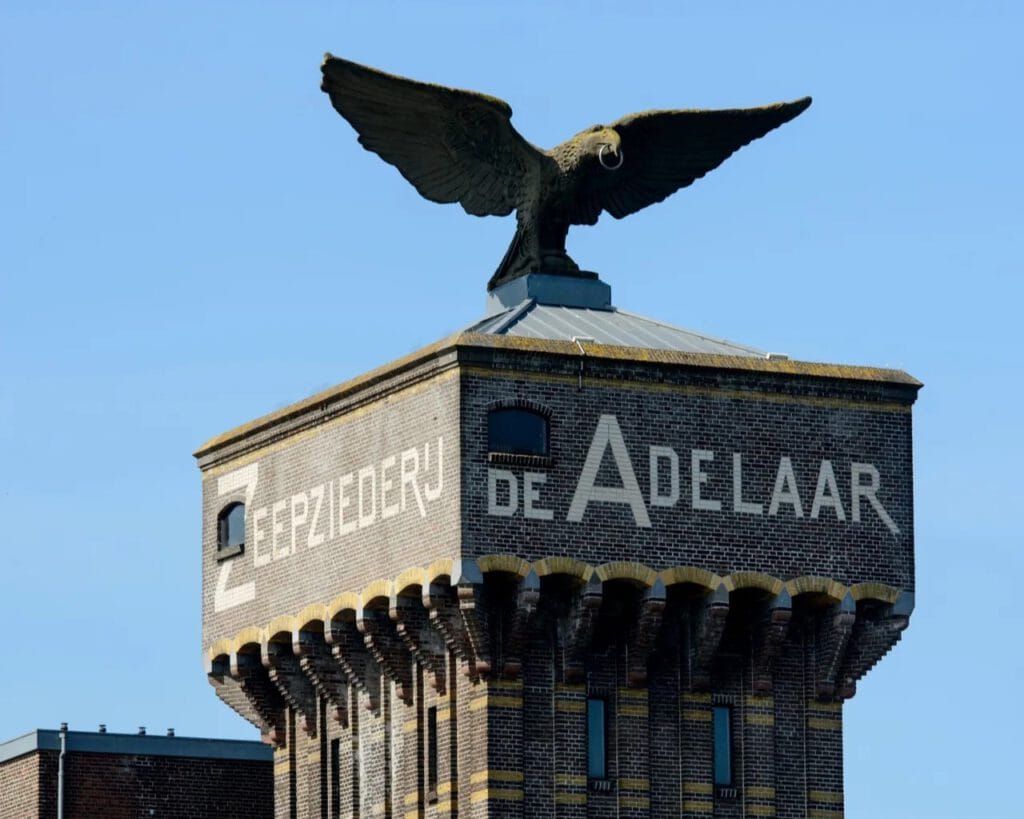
(197, 274, 919, 818)
(0, 726, 272, 818)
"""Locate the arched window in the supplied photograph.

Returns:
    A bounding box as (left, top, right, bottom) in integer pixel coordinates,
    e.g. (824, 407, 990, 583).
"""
(488, 408, 549, 457)
(217, 502, 245, 557)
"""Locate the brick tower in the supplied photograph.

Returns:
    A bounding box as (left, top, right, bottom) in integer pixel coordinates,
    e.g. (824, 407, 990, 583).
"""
(197, 273, 918, 818)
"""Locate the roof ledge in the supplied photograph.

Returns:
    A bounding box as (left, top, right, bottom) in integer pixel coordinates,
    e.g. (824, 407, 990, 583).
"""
(485, 273, 612, 315)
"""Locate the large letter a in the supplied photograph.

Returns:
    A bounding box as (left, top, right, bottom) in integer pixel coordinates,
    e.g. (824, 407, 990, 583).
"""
(567, 414, 651, 528)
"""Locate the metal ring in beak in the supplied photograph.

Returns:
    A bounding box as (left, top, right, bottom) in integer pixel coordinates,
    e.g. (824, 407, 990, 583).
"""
(599, 143, 624, 170)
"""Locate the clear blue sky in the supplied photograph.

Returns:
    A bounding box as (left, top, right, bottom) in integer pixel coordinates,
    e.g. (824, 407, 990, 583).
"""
(1, 3, 1021, 816)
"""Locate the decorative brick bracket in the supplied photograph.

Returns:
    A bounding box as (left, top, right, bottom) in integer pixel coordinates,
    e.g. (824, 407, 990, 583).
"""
(815, 592, 856, 700)
(751, 590, 793, 693)
(502, 570, 541, 679)
(326, 614, 380, 712)
(265, 640, 319, 736)
(294, 629, 350, 727)
(229, 650, 286, 747)
(393, 594, 448, 694)
(627, 578, 667, 686)
(358, 606, 415, 705)
(562, 574, 603, 682)
(690, 583, 730, 691)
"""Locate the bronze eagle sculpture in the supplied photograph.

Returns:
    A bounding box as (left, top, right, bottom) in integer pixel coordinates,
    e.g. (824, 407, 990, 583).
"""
(321, 55, 811, 291)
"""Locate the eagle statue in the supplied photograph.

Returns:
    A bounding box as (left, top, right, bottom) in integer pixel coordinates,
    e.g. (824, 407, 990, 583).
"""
(321, 55, 811, 291)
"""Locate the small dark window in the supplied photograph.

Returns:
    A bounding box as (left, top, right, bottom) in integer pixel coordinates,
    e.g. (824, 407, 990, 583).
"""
(426, 706, 438, 800)
(330, 738, 341, 819)
(488, 408, 548, 456)
(713, 705, 732, 786)
(587, 697, 607, 780)
(217, 502, 245, 557)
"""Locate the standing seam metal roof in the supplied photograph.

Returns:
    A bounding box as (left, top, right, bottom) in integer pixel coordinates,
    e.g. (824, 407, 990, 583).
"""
(462, 300, 766, 357)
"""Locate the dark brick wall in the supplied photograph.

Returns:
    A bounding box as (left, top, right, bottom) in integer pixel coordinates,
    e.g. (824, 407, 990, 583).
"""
(1, 749, 271, 819)
(460, 353, 915, 589)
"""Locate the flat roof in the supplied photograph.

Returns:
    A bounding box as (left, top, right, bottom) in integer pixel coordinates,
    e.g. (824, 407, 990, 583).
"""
(0, 729, 272, 765)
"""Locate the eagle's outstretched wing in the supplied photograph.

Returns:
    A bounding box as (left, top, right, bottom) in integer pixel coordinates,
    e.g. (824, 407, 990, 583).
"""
(573, 98, 811, 223)
(321, 55, 540, 217)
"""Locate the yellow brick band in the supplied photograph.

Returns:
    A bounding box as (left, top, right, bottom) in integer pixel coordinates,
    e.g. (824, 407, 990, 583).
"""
(403, 718, 419, 733)
(746, 805, 776, 817)
(435, 706, 451, 723)
(403, 791, 419, 806)
(555, 700, 586, 713)
(469, 695, 522, 711)
(306, 751, 321, 764)
(807, 717, 842, 731)
(470, 787, 524, 803)
(808, 810, 844, 819)
(684, 708, 713, 722)
(436, 781, 454, 795)
(618, 687, 649, 699)
(555, 792, 588, 805)
(747, 785, 776, 799)
(746, 696, 775, 708)
(555, 683, 586, 693)
(746, 713, 775, 727)
(620, 704, 649, 717)
(682, 799, 715, 813)
(619, 778, 650, 791)
(619, 795, 650, 809)
(470, 770, 524, 785)
(682, 782, 713, 795)
(682, 692, 712, 703)
(808, 701, 843, 713)
(273, 761, 291, 776)
(404, 811, 418, 819)
(435, 800, 454, 813)
(809, 790, 844, 804)
(486, 679, 523, 689)
(555, 774, 587, 786)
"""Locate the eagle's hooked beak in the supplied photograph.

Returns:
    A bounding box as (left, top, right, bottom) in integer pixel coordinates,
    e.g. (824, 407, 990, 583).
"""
(598, 141, 623, 171)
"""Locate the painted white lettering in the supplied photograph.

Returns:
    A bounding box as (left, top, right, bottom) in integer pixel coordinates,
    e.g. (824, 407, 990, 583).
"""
(290, 492, 308, 553)
(691, 449, 721, 512)
(380, 455, 399, 520)
(327, 479, 335, 539)
(732, 453, 763, 515)
(423, 437, 443, 502)
(811, 460, 846, 521)
(358, 466, 377, 528)
(851, 462, 899, 535)
(567, 415, 651, 527)
(400, 447, 427, 517)
(307, 485, 326, 548)
(488, 469, 518, 517)
(338, 473, 357, 535)
(252, 505, 271, 568)
(271, 499, 289, 558)
(524, 472, 553, 520)
(768, 457, 804, 517)
(649, 446, 679, 507)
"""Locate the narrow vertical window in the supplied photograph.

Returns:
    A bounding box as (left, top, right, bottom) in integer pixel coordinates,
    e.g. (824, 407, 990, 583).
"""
(427, 706, 438, 800)
(330, 738, 341, 819)
(713, 705, 732, 786)
(587, 697, 607, 780)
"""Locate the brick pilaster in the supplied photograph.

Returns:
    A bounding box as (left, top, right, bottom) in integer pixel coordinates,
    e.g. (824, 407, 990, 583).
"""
(680, 692, 713, 817)
(743, 695, 776, 819)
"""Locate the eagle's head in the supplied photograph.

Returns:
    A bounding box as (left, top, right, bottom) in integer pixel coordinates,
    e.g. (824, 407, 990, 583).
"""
(573, 125, 623, 171)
